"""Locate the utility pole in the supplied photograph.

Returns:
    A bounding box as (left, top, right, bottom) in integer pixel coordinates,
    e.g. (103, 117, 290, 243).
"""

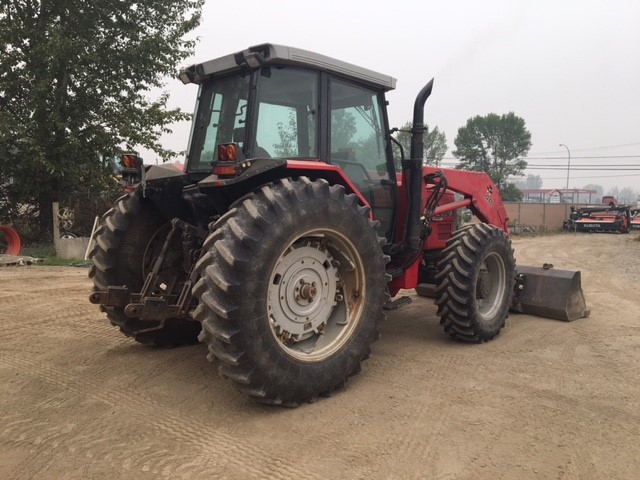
(559, 143, 571, 201)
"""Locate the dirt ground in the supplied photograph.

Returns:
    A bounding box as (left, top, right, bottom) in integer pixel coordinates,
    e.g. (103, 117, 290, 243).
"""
(1, 232, 639, 479)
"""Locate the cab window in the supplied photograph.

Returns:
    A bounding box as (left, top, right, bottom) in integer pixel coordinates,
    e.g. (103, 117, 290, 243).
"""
(254, 68, 319, 158)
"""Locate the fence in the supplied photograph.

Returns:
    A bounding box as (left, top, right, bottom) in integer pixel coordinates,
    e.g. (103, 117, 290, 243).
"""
(504, 202, 580, 230)
(57, 191, 120, 237)
(53, 192, 120, 259)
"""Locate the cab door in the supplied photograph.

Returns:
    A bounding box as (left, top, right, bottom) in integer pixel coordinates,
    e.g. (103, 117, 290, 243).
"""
(328, 78, 397, 238)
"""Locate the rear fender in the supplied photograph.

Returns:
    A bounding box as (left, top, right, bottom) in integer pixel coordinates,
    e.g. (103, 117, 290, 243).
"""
(197, 159, 372, 217)
(140, 164, 192, 221)
(285, 160, 371, 213)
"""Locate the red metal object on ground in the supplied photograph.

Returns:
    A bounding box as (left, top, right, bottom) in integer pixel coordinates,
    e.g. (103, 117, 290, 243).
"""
(565, 205, 631, 233)
(631, 209, 640, 230)
(0, 226, 22, 256)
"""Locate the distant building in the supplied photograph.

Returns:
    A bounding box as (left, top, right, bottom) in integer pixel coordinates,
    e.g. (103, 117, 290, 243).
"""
(520, 189, 598, 204)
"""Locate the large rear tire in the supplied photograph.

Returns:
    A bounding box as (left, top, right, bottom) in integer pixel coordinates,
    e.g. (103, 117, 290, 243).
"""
(89, 190, 201, 346)
(435, 223, 515, 343)
(193, 178, 388, 406)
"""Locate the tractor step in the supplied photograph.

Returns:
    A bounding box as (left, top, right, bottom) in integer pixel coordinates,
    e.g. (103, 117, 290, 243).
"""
(384, 296, 413, 311)
(415, 283, 436, 298)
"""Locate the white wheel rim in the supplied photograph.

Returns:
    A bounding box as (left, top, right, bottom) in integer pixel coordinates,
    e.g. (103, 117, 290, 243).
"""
(476, 251, 507, 321)
(267, 229, 366, 362)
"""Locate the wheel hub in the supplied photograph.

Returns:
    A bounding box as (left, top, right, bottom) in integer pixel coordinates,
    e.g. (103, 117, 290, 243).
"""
(297, 280, 318, 302)
(476, 268, 493, 299)
(268, 243, 339, 340)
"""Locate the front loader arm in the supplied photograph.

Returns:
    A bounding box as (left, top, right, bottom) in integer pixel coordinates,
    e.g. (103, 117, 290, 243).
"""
(424, 167, 510, 233)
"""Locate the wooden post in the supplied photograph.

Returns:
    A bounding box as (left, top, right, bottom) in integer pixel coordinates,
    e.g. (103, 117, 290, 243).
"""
(52, 202, 60, 254)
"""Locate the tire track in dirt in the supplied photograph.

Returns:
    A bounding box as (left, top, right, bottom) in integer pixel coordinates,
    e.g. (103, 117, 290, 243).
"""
(355, 368, 466, 474)
(369, 309, 515, 476)
(501, 381, 640, 431)
(1, 416, 80, 479)
(0, 352, 317, 480)
(0, 303, 123, 345)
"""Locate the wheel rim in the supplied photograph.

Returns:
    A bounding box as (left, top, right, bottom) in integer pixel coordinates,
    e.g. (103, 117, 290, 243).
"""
(475, 251, 507, 321)
(267, 229, 366, 363)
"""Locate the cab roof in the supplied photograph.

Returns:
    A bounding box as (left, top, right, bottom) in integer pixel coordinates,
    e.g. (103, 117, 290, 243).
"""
(180, 43, 397, 91)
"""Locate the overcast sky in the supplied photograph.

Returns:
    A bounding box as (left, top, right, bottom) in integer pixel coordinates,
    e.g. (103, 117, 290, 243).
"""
(149, 0, 640, 194)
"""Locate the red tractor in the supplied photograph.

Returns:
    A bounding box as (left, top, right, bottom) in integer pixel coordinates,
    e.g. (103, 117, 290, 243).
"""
(89, 44, 586, 406)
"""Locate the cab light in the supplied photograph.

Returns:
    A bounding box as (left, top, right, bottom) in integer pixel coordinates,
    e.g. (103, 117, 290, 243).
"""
(213, 165, 239, 176)
(121, 154, 141, 169)
(218, 145, 230, 162)
(218, 143, 245, 163)
(227, 144, 237, 161)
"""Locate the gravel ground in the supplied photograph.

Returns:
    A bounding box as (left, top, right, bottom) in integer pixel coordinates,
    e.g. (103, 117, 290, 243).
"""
(1, 231, 639, 479)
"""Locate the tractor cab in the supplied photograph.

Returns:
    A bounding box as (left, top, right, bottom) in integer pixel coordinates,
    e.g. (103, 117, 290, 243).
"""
(181, 44, 398, 237)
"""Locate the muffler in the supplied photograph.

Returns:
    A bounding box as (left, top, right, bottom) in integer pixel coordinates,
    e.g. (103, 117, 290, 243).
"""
(511, 265, 590, 321)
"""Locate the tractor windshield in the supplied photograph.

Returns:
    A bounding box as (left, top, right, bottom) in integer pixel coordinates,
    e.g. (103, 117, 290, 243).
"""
(187, 74, 250, 172)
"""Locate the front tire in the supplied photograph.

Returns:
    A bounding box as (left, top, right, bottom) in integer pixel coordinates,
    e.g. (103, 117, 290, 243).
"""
(89, 190, 201, 346)
(434, 224, 515, 343)
(193, 178, 388, 406)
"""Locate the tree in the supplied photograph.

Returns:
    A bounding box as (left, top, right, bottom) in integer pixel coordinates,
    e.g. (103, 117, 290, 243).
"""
(330, 109, 358, 149)
(513, 174, 543, 191)
(273, 111, 299, 157)
(500, 183, 523, 202)
(582, 184, 603, 203)
(618, 187, 637, 205)
(523, 174, 543, 189)
(392, 121, 448, 168)
(0, 0, 204, 235)
(607, 186, 619, 199)
(453, 112, 531, 201)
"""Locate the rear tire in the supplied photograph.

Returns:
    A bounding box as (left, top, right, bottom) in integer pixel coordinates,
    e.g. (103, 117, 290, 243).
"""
(193, 178, 388, 406)
(89, 190, 201, 346)
(435, 224, 515, 343)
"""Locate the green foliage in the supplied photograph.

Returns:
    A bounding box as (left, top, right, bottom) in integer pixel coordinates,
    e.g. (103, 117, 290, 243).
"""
(273, 111, 298, 157)
(20, 242, 56, 259)
(392, 121, 448, 169)
(501, 182, 524, 202)
(0, 0, 204, 234)
(331, 110, 357, 149)
(453, 112, 531, 190)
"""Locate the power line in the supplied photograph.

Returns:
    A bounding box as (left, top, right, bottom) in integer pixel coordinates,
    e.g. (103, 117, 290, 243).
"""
(525, 167, 640, 171)
(436, 163, 640, 170)
(524, 164, 640, 167)
(537, 173, 640, 180)
(440, 155, 640, 160)
(525, 155, 640, 160)
(528, 142, 640, 155)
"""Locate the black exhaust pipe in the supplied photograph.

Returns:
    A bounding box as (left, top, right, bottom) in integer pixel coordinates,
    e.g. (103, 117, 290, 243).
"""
(405, 78, 434, 251)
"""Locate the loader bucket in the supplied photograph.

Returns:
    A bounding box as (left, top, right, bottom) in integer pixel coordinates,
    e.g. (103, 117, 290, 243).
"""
(511, 265, 590, 321)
